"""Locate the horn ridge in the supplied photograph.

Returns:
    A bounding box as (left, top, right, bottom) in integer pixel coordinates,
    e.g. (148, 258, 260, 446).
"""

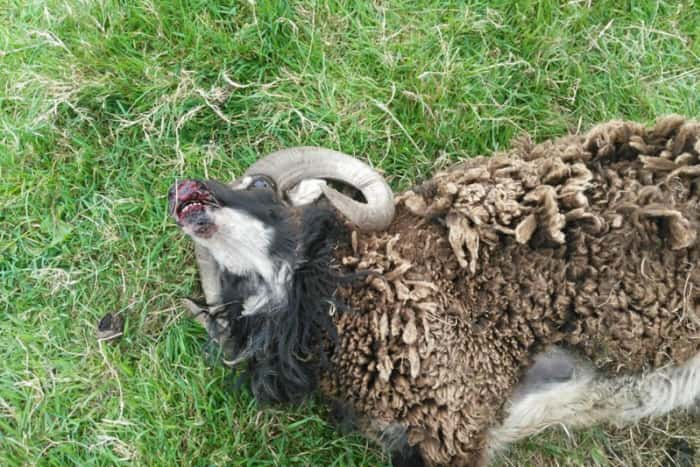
(244, 146, 395, 231)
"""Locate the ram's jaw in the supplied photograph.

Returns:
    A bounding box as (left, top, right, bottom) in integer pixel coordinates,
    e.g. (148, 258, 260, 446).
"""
(168, 180, 219, 238)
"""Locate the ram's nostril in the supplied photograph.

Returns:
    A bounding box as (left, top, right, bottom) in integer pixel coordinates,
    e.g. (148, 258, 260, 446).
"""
(173, 180, 205, 198)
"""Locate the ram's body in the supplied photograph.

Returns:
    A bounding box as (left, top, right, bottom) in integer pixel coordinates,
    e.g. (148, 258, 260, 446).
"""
(171, 116, 700, 466)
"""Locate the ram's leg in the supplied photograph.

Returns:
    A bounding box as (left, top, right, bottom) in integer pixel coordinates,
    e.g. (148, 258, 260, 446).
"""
(486, 347, 700, 462)
(194, 244, 222, 304)
(181, 298, 230, 342)
(485, 348, 594, 457)
(182, 298, 213, 328)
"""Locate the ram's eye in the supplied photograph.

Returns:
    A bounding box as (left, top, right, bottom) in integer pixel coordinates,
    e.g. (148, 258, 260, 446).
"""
(248, 176, 275, 191)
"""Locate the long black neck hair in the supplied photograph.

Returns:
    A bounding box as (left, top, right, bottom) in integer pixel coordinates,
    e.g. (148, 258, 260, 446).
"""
(207, 206, 353, 404)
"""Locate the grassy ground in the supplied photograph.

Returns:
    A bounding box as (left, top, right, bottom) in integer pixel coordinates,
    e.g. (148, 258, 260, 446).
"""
(2, 0, 699, 465)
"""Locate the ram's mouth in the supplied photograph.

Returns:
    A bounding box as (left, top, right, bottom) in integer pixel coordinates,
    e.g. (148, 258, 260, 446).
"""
(176, 198, 208, 218)
(168, 180, 219, 237)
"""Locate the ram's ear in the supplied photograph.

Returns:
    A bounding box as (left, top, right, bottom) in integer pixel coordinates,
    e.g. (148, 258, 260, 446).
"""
(286, 179, 328, 206)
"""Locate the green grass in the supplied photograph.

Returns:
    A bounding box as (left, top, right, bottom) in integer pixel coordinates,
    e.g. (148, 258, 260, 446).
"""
(2, 0, 699, 465)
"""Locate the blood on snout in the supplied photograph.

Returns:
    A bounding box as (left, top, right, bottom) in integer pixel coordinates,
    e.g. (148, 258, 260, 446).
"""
(168, 180, 210, 215)
(170, 180, 206, 202)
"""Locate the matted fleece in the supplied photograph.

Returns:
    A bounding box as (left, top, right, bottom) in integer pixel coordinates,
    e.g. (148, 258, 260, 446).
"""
(320, 116, 700, 466)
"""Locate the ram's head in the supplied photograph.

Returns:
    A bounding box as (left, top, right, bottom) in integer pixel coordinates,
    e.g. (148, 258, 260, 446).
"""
(168, 146, 394, 236)
(168, 147, 394, 303)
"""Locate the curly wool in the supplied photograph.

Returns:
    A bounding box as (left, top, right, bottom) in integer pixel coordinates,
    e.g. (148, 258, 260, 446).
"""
(321, 116, 700, 466)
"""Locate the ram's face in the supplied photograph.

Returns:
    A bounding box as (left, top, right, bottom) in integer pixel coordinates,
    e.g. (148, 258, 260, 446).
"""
(167, 176, 278, 240)
(169, 147, 395, 298)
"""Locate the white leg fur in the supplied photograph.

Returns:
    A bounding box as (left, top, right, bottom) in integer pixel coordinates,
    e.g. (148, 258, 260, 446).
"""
(487, 350, 700, 459)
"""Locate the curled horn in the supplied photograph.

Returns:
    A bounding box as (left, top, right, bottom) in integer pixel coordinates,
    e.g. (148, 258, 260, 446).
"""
(244, 146, 395, 231)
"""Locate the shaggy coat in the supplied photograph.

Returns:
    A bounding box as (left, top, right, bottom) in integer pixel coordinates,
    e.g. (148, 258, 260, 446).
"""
(175, 116, 700, 466)
(323, 116, 700, 465)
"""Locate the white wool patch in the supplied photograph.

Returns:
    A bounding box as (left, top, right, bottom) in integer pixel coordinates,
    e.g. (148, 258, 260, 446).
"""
(195, 207, 275, 278)
(190, 206, 291, 315)
(487, 348, 700, 460)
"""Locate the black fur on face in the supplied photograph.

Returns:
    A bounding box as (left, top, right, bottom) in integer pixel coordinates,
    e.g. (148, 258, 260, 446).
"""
(177, 178, 355, 404)
(217, 208, 351, 403)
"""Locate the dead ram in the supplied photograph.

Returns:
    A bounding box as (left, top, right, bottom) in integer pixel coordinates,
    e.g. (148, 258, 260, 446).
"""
(168, 116, 700, 466)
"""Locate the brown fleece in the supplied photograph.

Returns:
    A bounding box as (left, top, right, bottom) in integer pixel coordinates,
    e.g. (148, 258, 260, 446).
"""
(320, 116, 700, 466)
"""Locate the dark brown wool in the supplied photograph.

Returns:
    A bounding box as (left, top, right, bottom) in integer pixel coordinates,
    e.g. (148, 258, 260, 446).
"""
(320, 116, 700, 466)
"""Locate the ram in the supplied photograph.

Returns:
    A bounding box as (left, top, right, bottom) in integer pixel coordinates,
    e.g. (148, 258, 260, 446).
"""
(169, 116, 700, 466)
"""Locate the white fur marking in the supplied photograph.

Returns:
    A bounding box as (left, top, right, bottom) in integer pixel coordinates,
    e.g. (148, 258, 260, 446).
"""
(287, 179, 327, 206)
(487, 350, 700, 459)
(188, 207, 292, 316)
(189, 207, 275, 280)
